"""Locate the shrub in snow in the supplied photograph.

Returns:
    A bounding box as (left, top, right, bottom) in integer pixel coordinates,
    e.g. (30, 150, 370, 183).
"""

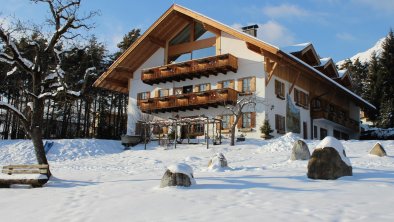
(290, 140, 310, 160)
(307, 136, 352, 180)
(369, 142, 387, 157)
(208, 153, 228, 169)
(160, 163, 196, 188)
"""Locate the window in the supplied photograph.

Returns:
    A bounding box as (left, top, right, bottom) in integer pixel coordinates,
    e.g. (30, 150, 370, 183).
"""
(242, 113, 251, 128)
(137, 92, 150, 100)
(193, 123, 204, 134)
(334, 129, 341, 140)
(237, 112, 256, 129)
(242, 78, 251, 92)
(294, 88, 309, 109)
(312, 99, 321, 110)
(238, 77, 255, 94)
(158, 89, 169, 97)
(223, 80, 231, 89)
(313, 126, 318, 139)
(320, 128, 327, 140)
(221, 115, 231, 129)
(275, 80, 285, 99)
(183, 85, 193, 94)
(218, 80, 234, 89)
(275, 114, 286, 133)
(174, 87, 183, 95)
(195, 83, 210, 92)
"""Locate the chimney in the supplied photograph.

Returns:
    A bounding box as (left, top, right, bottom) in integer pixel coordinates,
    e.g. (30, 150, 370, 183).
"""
(241, 24, 259, 37)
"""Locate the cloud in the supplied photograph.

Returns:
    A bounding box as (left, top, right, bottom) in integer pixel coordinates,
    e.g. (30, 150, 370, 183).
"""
(355, 0, 394, 12)
(336, 32, 356, 41)
(257, 21, 295, 47)
(233, 21, 295, 47)
(262, 4, 310, 18)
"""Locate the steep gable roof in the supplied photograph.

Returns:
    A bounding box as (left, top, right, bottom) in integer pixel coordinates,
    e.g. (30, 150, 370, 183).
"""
(93, 4, 375, 111)
(93, 4, 278, 93)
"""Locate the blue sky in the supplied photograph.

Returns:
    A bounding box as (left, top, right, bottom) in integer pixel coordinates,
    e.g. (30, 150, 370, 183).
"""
(1, 0, 393, 62)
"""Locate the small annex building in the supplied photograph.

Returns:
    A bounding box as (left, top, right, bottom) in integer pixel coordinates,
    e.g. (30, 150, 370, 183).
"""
(94, 4, 375, 140)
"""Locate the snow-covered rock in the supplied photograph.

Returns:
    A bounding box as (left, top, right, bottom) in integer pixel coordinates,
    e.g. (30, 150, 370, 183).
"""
(307, 137, 352, 180)
(290, 140, 310, 160)
(160, 163, 196, 187)
(208, 153, 228, 170)
(369, 142, 387, 157)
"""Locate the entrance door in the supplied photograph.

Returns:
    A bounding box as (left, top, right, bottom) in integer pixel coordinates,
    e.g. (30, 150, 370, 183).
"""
(303, 122, 307, 139)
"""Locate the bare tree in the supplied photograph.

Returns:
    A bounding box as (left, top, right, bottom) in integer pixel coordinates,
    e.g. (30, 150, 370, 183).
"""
(226, 95, 264, 146)
(0, 0, 97, 164)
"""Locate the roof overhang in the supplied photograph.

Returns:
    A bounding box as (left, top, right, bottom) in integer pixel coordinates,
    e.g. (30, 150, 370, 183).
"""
(93, 4, 279, 93)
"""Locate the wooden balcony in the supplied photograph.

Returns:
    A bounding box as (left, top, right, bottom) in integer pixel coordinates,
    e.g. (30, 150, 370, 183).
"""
(138, 88, 238, 113)
(311, 109, 360, 132)
(141, 54, 238, 85)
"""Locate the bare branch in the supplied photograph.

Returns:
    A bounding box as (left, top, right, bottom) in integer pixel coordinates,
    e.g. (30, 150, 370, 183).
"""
(0, 27, 34, 73)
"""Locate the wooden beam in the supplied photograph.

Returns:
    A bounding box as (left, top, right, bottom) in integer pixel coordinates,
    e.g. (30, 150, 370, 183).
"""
(216, 34, 221, 55)
(265, 61, 278, 86)
(289, 71, 301, 94)
(168, 37, 216, 57)
(202, 23, 221, 36)
(148, 36, 165, 47)
(106, 78, 128, 89)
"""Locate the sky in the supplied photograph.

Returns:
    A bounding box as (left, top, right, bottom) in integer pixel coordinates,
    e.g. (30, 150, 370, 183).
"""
(0, 0, 393, 62)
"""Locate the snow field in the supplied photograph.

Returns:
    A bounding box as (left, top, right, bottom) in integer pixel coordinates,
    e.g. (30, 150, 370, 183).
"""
(0, 134, 394, 222)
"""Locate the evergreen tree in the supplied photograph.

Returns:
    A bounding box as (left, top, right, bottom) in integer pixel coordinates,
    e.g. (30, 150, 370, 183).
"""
(113, 29, 141, 59)
(377, 29, 394, 128)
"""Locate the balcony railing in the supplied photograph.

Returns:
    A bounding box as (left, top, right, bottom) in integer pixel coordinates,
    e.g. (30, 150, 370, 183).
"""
(138, 88, 238, 113)
(311, 109, 360, 131)
(141, 54, 238, 85)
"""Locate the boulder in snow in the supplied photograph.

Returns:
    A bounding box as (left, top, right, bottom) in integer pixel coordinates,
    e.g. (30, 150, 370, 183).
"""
(307, 137, 352, 180)
(208, 153, 228, 169)
(290, 140, 310, 160)
(160, 163, 196, 188)
(369, 142, 387, 157)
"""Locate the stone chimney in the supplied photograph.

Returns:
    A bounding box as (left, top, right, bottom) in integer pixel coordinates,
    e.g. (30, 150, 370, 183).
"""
(241, 24, 259, 37)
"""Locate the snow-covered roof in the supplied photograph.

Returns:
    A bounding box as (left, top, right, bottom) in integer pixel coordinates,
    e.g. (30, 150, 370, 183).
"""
(338, 69, 347, 78)
(315, 136, 351, 166)
(281, 42, 312, 53)
(319, 57, 331, 65)
(281, 51, 375, 110)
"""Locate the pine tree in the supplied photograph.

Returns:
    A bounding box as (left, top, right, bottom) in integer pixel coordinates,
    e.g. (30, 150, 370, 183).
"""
(377, 29, 394, 128)
(365, 52, 381, 123)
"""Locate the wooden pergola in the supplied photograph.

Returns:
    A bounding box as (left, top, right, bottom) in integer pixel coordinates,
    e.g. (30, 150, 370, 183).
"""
(140, 115, 222, 150)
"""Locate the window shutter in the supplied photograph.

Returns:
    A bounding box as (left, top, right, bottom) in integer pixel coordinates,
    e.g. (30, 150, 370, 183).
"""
(217, 82, 223, 89)
(207, 83, 211, 90)
(281, 82, 285, 97)
(194, 85, 199, 92)
(137, 93, 141, 100)
(230, 115, 234, 126)
(154, 89, 159, 98)
(147, 92, 150, 99)
(251, 112, 256, 128)
(275, 115, 279, 130)
(237, 79, 242, 92)
(230, 80, 235, 89)
(163, 126, 168, 134)
(237, 115, 243, 128)
(251, 77, 256, 92)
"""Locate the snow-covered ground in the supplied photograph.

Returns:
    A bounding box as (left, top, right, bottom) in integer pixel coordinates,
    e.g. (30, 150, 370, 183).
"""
(1, 134, 394, 222)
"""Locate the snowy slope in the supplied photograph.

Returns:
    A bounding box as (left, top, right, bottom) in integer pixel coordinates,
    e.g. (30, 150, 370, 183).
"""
(337, 37, 386, 67)
(0, 135, 394, 222)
